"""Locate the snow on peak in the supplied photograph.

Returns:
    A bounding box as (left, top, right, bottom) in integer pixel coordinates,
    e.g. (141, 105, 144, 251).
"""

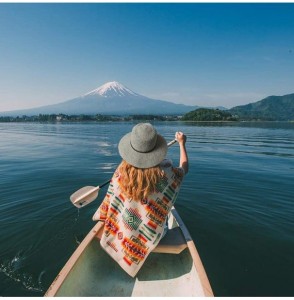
(84, 81, 139, 97)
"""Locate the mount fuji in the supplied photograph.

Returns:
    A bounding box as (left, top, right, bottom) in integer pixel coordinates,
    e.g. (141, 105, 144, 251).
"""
(1, 81, 199, 116)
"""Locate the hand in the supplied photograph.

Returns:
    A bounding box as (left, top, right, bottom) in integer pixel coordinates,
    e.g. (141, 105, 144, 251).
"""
(175, 131, 186, 145)
(175, 131, 188, 174)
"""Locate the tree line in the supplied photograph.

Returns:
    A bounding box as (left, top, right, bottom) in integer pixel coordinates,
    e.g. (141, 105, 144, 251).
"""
(0, 114, 182, 123)
(182, 108, 238, 121)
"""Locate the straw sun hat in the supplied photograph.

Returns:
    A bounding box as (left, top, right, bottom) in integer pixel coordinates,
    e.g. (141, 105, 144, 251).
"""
(118, 123, 167, 168)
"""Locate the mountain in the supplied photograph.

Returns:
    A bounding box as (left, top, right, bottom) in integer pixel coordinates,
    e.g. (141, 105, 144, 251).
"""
(0, 81, 199, 116)
(229, 93, 294, 121)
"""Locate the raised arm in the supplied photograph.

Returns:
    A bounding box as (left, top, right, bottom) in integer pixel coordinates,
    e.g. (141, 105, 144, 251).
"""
(175, 131, 189, 174)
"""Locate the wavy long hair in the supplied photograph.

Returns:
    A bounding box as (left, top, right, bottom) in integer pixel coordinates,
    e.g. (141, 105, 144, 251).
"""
(117, 160, 163, 201)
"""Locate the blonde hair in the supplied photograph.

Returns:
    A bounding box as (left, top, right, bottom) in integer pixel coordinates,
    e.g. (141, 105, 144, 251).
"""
(117, 160, 163, 201)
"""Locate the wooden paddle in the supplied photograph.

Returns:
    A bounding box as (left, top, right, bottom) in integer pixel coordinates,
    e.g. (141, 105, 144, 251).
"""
(70, 139, 177, 208)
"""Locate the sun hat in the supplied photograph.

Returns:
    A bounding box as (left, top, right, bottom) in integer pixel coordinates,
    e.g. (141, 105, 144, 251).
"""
(118, 123, 167, 168)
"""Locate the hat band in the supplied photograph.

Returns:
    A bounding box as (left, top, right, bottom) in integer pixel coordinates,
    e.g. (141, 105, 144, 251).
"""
(130, 140, 157, 154)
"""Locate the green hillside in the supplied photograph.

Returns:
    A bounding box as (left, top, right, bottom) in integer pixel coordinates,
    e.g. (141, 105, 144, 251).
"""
(182, 108, 237, 121)
(229, 93, 294, 121)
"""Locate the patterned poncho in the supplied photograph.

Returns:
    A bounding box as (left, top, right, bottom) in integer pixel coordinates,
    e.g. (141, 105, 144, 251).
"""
(95, 159, 185, 277)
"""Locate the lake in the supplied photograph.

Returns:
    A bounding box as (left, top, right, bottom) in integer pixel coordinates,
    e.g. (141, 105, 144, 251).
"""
(0, 121, 293, 296)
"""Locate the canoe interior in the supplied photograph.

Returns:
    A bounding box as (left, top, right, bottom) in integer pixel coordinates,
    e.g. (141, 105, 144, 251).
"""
(55, 238, 205, 297)
(46, 209, 213, 297)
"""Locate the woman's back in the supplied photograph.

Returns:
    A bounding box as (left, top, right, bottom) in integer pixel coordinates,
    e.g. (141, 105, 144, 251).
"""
(96, 123, 188, 277)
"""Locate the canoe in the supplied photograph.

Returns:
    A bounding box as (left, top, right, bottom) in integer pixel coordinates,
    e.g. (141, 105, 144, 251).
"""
(45, 207, 214, 297)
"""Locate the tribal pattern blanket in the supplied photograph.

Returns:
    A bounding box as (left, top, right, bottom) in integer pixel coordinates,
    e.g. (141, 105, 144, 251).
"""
(96, 159, 185, 277)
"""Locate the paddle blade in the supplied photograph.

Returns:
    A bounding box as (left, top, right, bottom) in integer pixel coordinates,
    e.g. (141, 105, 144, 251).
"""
(70, 186, 99, 208)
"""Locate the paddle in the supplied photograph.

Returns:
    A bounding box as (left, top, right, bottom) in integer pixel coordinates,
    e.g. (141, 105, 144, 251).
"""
(70, 139, 177, 208)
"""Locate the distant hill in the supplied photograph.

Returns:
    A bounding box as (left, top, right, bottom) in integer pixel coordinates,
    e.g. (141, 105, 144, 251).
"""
(229, 93, 294, 121)
(182, 108, 237, 121)
(0, 81, 199, 116)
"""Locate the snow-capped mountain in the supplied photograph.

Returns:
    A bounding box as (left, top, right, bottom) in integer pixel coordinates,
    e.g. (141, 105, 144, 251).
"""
(0, 81, 199, 116)
(84, 81, 139, 98)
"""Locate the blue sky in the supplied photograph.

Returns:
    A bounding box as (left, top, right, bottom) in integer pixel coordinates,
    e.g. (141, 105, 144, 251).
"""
(0, 3, 294, 111)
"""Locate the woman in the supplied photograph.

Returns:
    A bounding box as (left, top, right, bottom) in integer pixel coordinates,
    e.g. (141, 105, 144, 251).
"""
(94, 123, 188, 277)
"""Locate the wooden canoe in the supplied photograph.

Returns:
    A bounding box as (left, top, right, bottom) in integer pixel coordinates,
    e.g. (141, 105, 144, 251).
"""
(45, 207, 213, 297)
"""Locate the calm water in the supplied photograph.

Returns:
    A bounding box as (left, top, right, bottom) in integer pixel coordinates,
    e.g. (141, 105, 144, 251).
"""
(0, 121, 293, 296)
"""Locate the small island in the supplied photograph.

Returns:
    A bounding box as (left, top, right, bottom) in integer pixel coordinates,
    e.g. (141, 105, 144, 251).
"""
(181, 108, 238, 122)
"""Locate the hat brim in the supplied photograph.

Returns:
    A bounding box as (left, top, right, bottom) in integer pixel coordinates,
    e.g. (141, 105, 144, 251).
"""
(118, 132, 167, 168)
